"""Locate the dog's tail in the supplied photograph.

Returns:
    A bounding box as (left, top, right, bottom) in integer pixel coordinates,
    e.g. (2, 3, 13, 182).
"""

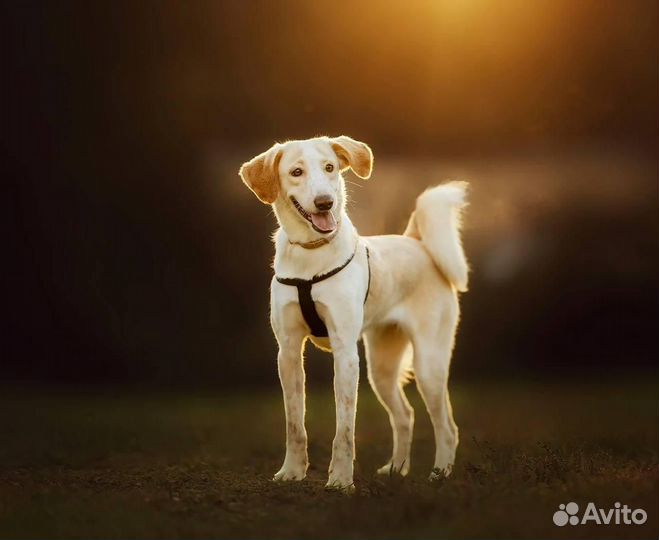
(404, 182, 469, 292)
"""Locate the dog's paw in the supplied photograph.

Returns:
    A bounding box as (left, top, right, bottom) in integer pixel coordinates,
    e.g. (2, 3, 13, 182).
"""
(273, 464, 307, 482)
(428, 465, 452, 482)
(376, 461, 409, 477)
(324, 478, 355, 494)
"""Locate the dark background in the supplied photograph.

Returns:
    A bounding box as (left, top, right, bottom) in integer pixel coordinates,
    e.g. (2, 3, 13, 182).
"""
(3, 0, 657, 387)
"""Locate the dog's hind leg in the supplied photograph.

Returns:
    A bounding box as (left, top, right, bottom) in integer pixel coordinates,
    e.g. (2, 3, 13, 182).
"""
(364, 325, 414, 476)
(412, 307, 460, 480)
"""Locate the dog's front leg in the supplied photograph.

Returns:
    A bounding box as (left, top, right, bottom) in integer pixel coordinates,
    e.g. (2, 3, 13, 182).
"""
(326, 338, 360, 491)
(273, 342, 308, 481)
(273, 324, 308, 482)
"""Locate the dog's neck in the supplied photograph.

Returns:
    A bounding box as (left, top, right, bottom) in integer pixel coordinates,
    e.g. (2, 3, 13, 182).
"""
(272, 199, 357, 280)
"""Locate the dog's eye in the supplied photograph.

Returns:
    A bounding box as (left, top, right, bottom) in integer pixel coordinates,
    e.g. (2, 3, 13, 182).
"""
(291, 168, 303, 177)
(325, 163, 334, 173)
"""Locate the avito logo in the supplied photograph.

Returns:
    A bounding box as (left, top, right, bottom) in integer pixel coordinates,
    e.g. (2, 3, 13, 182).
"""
(553, 502, 647, 526)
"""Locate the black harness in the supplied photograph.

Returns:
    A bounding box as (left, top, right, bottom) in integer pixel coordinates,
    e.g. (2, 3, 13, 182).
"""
(276, 244, 371, 338)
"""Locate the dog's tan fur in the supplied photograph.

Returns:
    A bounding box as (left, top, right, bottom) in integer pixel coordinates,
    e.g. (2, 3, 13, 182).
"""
(240, 136, 468, 490)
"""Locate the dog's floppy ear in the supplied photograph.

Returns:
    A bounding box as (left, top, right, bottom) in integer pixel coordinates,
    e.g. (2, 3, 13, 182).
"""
(331, 136, 373, 179)
(239, 144, 283, 204)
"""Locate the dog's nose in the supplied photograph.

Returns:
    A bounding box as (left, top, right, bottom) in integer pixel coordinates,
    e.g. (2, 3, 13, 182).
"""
(314, 195, 334, 211)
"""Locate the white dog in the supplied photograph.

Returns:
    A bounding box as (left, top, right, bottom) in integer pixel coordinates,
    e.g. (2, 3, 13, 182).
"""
(239, 136, 468, 490)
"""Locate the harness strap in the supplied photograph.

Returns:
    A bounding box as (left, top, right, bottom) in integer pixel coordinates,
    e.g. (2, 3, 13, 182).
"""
(276, 250, 356, 288)
(365, 246, 371, 302)
(276, 244, 371, 338)
(294, 281, 328, 337)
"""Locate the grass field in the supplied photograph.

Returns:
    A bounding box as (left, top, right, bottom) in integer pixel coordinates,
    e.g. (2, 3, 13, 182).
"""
(0, 379, 657, 539)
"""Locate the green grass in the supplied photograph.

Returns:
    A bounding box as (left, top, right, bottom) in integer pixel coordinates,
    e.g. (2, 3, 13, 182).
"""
(0, 379, 657, 539)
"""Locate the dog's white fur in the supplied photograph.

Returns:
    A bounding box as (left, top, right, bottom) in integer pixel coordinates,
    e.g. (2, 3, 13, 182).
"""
(239, 136, 468, 490)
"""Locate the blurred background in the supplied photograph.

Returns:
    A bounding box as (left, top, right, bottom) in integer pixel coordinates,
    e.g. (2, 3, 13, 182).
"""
(3, 0, 657, 387)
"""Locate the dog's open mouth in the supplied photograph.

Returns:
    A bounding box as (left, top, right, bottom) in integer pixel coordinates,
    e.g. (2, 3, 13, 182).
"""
(290, 197, 337, 234)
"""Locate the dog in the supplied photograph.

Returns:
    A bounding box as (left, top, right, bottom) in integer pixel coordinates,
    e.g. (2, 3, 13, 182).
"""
(239, 136, 468, 490)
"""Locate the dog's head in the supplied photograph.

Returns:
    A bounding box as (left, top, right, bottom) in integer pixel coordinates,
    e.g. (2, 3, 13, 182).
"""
(239, 136, 372, 235)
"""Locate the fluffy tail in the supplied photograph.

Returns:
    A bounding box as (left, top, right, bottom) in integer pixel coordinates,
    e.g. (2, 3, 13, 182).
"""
(404, 181, 469, 292)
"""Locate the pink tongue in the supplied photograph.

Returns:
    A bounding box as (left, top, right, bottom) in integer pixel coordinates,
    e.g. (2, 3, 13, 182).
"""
(310, 211, 337, 233)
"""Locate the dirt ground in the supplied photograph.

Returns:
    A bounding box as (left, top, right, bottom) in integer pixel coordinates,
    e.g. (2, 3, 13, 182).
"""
(0, 379, 657, 539)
